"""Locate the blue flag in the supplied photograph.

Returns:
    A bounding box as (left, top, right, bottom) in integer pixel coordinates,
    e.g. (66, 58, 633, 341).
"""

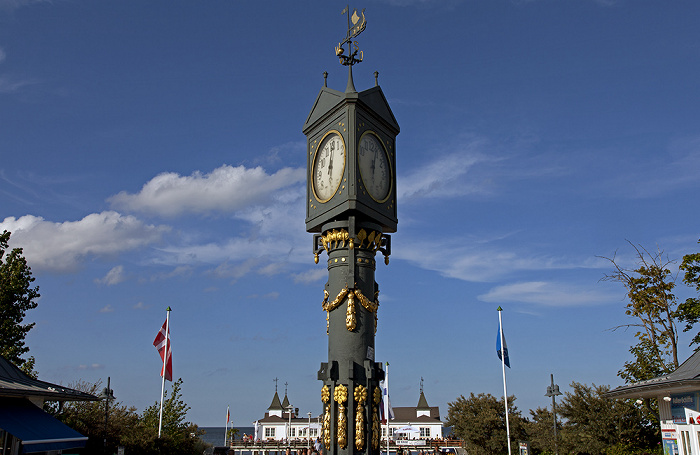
(497, 322, 510, 368)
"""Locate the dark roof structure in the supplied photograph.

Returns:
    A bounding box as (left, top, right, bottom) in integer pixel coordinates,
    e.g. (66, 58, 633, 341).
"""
(416, 391, 430, 410)
(607, 349, 700, 399)
(391, 406, 441, 422)
(268, 391, 283, 411)
(0, 355, 97, 402)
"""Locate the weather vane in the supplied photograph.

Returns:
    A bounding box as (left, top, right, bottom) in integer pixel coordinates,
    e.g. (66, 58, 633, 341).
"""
(335, 6, 366, 66)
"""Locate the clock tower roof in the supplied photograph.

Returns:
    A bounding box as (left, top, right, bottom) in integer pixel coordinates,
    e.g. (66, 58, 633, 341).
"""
(303, 79, 399, 136)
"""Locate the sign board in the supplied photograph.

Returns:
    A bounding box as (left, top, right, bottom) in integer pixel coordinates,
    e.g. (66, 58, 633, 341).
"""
(396, 440, 425, 446)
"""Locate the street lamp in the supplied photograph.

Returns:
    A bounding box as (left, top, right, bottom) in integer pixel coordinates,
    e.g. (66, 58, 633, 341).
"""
(98, 377, 115, 455)
(287, 405, 294, 446)
(307, 412, 312, 452)
(544, 374, 562, 455)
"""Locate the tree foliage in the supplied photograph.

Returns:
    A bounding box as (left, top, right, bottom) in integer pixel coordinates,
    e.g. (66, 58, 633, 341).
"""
(601, 242, 680, 383)
(55, 378, 206, 455)
(678, 241, 700, 346)
(525, 406, 560, 455)
(446, 393, 526, 455)
(0, 230, 40, 376)
(557, 382, 658, 455)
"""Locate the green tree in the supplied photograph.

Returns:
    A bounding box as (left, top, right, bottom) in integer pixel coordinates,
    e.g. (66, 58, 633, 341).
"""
(56, 380, 142, 455)
(525, 406, 563, 455)
(0, 230, 40, 376)
(446, 392, 526, 455)
(678, 241, 700, 346)
(55, 378, 207, 455)
(557, 382, 658, 455)
(601, 242, 680, 383)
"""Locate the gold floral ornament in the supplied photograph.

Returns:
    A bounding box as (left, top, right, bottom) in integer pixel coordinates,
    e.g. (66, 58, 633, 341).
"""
(354, 385, 367, 450)
(321, 229, 350, 253)
(334, 385, 348, 449)
(321, 386, 331, 448)
(322, 286, 380, 333)
(372, 386, 381, 449)
(322, 286, 350, 334)
(346, 291, 357, 331)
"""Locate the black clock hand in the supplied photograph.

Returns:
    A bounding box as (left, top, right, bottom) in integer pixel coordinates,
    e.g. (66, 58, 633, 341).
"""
(328, 148, 334, 175)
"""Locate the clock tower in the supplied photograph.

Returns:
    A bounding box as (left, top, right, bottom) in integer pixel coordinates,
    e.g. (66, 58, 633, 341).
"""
(303, 8, 399, 455)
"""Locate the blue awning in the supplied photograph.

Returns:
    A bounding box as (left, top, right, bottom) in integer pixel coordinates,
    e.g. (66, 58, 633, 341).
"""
(0, 399, 88, 453)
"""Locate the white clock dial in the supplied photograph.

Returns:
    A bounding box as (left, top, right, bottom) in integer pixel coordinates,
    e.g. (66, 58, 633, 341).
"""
(313, 132, 345, 202)
(358, 132, 391, 201)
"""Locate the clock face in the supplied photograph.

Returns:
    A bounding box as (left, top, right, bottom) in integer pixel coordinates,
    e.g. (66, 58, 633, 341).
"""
(312, 131, 345, 202)
(358, 132, 391, 202)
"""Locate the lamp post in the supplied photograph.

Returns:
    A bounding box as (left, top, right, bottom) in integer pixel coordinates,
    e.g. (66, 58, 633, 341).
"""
(98, 377, 115, 455)
(307, 412, 312, 452)
(544, 374, 562, 455)
(287, 405, 294, 447)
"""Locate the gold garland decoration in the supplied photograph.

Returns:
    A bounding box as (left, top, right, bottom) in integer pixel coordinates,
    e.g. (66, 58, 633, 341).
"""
(372, 386, 381, 450)
(321, 386, 331, 448)
(354, 385, 367, 450)
(322, 286, 380, 333)
(334, 385, 348, 449)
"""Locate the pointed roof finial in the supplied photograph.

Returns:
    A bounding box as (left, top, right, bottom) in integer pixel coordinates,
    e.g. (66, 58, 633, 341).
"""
(346, 65, 356, 93)
(323, 71, 328, 87)
(273, 377, 278, 393)
(374, 71, 379, 87)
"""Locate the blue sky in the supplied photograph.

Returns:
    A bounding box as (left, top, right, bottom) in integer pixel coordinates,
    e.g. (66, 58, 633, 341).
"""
(1, 0, 700, 428)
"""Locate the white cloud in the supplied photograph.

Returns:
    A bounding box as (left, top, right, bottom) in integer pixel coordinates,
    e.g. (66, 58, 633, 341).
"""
(0, 211, 170, 272)
(0, 76, 39, 94)
(133, 301, 150, 310)
(99, 304, 114, 313)
(398, 149, 496, 201)
(395, 234, 604, 283)
(292, 268, 327, 284)
(95, 265, 126, 286)
(0, 0, 50, 11)
(478, 281, 616, 307)
(108, 164, 305, 217)
(76, 363, 104, 371)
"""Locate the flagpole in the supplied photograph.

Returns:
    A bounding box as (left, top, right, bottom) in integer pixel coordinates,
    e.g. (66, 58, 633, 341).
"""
(225, 405, 229, 446)
(384, 362, 390, 455)
(158, 307, 171, 438)
(498, 307, 512, 455)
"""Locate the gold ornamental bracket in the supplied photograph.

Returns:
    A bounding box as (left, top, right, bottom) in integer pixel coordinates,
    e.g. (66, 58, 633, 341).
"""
(312, 228, 391, 264)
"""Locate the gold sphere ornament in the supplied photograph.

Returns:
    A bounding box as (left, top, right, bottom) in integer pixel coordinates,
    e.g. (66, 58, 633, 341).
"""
(314, 254, 319, 264)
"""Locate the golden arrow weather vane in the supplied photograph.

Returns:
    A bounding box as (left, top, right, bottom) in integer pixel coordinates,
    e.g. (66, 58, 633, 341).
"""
(335, 6, 366, 66)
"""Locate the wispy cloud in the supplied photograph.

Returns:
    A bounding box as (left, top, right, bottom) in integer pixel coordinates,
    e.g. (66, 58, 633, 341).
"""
(479, 281, 616, 307)
(76, 363, 104, 371)
(108, 164, 305, 217)
(0, 211, 170, 272)
(94, 265, 126, 286)
(395, 235, 603, 282)
(99, 304, 114, 313)
(133, 301, 150, 310)
(398, 138, 499, 202)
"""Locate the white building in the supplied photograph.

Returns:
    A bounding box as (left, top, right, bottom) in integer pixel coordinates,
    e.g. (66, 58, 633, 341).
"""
(255, 386, 443, 443)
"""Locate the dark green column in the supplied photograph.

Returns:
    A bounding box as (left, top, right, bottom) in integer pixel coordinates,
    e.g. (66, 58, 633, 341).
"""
(316, 217, 386, 455)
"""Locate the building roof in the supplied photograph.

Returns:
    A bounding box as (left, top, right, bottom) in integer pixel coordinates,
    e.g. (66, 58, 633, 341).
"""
(607, 349, 700, 399)
(282, 394, 290, 409)
(268, 392, 283, 411)
(392, 406, 441, 422)
(0, 355, 97, 402)
(416, 391, 430, 410)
